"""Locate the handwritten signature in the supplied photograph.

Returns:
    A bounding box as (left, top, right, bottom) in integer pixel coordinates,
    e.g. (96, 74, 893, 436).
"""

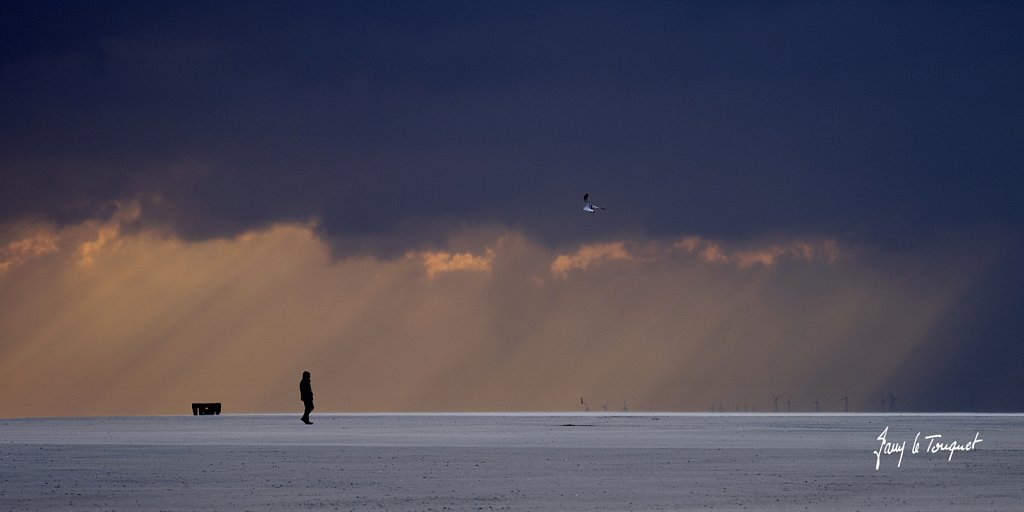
(873, 426, 983, 470)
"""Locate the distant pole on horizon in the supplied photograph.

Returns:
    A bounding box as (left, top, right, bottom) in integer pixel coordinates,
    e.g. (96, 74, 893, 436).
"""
(771, 392, 780, 413)
(813, 399, 820, 413)
(841, 393, 849, 413)
(786, 397, 791, 412)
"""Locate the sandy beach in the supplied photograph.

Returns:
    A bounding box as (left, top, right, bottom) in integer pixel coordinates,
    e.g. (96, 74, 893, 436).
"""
(1, 413, 1021, 510)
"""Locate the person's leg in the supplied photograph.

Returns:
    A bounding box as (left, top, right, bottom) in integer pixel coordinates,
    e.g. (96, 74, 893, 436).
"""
(302, 401, 314, 423)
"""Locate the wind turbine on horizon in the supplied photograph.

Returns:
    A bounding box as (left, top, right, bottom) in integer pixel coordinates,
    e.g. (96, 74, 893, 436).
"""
(841, 392, 849, 413)
(771, 392, 781, 413)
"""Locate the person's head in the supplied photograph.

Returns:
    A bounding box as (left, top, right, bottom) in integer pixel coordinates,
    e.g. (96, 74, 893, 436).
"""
(302, 371, 310, 380)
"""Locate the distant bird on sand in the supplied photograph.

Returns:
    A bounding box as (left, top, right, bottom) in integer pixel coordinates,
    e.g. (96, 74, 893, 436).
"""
(582, 193, 606, 213)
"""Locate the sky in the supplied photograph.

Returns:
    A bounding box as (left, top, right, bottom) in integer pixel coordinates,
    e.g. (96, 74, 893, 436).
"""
(1, 1, 1022, 416)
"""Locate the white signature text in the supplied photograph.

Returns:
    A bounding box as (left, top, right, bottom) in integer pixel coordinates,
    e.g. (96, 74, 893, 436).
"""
(873, 426, 983, 470)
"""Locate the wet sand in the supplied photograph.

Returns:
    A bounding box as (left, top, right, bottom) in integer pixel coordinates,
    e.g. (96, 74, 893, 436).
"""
(2, 414, 1021, 510)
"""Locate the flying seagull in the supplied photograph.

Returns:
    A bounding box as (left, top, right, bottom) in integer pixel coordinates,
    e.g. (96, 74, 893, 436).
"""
(582, 193, 606, 213)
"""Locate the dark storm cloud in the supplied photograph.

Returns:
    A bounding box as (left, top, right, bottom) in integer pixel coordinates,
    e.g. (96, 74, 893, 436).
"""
(2, 2, 1022, 251)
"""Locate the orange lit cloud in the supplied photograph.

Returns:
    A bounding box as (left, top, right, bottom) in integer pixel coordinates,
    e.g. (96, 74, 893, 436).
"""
(77, 201, 142, 267)
(550, 242, 631, 278)
(550, 236, 839, 278)
(0, 214, 991, 417)
(417, 249, 495, 279)
(0, 229, 59, 275)
(674, 236, 839, 267)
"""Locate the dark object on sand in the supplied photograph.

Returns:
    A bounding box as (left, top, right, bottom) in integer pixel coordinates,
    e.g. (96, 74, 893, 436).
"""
(192, 403, 221, 415)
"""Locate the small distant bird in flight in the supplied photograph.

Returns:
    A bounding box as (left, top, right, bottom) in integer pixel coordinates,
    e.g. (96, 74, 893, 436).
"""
(582, 193, 606, 213)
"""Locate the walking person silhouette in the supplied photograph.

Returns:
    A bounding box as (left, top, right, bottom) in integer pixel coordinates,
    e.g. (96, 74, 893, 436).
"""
(299, 371, 314, 424)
